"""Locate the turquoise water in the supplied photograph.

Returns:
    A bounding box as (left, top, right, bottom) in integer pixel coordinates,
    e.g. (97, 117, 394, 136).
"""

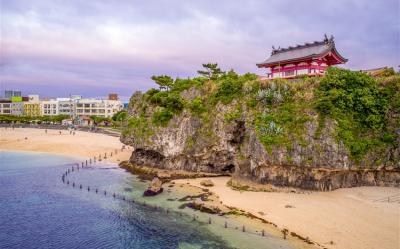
(0, 151, 296, 249)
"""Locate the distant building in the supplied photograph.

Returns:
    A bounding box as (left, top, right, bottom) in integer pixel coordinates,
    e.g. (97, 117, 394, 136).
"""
(0, 96, 25, 116)
(74, 98, 122, 119)
(23, 95, 41, 116)
(257, 35, 347, 79)
(5, 90, 22, 99)
(11, 97, 24, 116)
(0, 100, 12, 115)
(41, 99, 59, 116)
(0, 92, 123, 122)
(57, 98, 74, 116)
(108, 93, 119, 100)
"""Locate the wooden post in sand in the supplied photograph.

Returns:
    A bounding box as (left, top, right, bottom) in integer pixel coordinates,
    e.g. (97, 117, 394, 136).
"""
(262, 229, 265, 237)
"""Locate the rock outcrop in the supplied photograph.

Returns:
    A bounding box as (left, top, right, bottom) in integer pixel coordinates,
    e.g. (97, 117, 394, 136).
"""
(200, 180, 215, 187)
(121, 76, 400, 191)
(143, 177, 163, 196)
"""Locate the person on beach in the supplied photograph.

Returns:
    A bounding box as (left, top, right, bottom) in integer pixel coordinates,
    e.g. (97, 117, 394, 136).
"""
(45, 129, 47, 134)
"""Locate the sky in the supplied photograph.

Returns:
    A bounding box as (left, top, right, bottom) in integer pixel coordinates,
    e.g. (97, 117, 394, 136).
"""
(1, 0, 399, 100)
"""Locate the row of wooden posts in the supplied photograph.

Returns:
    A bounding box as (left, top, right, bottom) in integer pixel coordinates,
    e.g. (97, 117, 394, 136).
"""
(61, 147, 268, 238)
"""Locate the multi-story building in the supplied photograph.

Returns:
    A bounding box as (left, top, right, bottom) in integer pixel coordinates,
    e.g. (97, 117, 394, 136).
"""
(1, 93, 122, 124)
(41, 99, 59, 116)
(0, 100, 12, 115)
(5, 90, 22, 99)
(23, 95, 42, 117)
(11, 96, 24, 116)
(74, 98, 122, 118)
(57, 98, 74, 116)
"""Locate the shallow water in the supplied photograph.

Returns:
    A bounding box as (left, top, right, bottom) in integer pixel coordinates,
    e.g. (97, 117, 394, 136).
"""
(0, 151, 296, 249)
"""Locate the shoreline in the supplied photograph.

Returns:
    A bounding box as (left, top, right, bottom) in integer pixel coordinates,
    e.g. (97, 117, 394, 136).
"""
(1, 127, 399, 249)
(174, 177, 399, 249)
(0, 127, 133, 164)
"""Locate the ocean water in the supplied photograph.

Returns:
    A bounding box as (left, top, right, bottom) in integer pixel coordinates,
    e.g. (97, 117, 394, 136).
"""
(0, 151, 296, 249)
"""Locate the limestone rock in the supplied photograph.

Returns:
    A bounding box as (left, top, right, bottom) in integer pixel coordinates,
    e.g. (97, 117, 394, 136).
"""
(122, 87, 400, 191)
(200, 179, 214, 187)
(187, 200, 222, 214)
(143, 177, 163, 196)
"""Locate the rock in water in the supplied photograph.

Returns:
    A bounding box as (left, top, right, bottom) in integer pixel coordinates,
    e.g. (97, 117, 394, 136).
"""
(143, 177, 163, 196)
(200, 179, 214, 187)
(187, 200, 222, 214)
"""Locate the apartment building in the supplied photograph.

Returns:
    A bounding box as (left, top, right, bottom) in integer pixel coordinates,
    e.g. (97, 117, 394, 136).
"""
(41, 99, 59, 116)
(23, 95, 42, 117)
(57, 98, 74, 116)
(11, 97, 24, 116)
(0, 100, 12, 115)
(74, 98, 122, 118)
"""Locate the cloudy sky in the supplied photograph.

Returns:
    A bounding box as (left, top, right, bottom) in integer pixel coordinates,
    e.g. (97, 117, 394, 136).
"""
(1, 0, 399, 100)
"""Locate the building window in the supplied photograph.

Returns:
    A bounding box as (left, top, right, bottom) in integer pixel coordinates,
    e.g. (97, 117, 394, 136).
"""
(284, 70, 295, 76)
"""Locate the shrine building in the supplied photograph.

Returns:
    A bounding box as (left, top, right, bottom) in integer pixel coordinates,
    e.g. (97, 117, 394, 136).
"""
(257, 35, 347, 79)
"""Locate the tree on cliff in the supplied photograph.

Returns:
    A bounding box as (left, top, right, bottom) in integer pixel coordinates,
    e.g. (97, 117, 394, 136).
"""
(151, 75, 174, 91)
(197, 63, 223, 80)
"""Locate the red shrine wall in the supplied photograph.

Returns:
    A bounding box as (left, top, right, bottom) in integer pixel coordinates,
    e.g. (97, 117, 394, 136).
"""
(266, 59, 329, 79)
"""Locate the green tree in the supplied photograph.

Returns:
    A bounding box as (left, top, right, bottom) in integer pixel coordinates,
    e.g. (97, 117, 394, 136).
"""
(112, 110, 128, 122)
(151, 75, 174, 91)
(197, 63, 223, 80)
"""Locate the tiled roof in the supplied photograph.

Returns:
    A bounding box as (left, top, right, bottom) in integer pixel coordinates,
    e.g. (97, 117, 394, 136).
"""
(257, 36, 347, 67)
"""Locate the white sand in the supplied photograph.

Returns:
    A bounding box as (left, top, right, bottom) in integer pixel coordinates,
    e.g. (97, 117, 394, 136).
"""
(0, 127, 132, 163)
(175, 177, 400, 249)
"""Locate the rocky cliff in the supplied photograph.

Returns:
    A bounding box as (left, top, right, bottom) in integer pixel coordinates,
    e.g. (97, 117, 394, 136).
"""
(121, 67, 400, 190)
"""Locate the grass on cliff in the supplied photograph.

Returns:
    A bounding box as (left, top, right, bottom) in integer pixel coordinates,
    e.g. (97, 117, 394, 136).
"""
(315, 67, 399, 160)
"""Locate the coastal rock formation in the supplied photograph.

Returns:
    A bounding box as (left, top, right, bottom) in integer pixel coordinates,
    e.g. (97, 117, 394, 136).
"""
(143, 177, 163, 196)
(121, 69, 400, 191)
(200, 179, 215, 187)
(187, 200, 223, 214)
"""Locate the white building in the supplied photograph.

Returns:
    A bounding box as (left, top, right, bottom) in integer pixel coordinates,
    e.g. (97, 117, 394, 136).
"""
(41, 100, 59, 116)
(57, 98, 74, 116)
(74, 99, 122, 118)
(0, 101, 12, 115)
(11, 102, 24, 116)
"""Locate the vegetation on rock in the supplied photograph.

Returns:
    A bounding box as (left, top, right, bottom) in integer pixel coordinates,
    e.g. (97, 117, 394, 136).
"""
(122, 64, 399, 170)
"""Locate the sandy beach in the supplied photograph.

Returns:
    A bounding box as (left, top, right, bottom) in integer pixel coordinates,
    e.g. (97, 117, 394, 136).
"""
(175, 177, 400, 249)
(0, 127, 132, 164)
(1, 127, 399, 249)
